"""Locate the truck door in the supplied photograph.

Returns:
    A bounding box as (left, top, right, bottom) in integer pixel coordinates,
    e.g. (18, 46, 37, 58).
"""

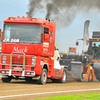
(42, 27, 49, 56)
(42, 26, 53, 56)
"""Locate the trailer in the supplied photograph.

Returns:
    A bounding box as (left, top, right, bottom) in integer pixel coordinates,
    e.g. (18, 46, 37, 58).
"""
(0, 16, 67, 84)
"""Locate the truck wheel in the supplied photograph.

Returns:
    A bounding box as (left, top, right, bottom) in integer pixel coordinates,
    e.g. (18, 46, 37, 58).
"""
(88, 70, 93, 82)
(2, 76, 12, 83)
(59, 68, 67, 83)
(37, 69, 47, 85)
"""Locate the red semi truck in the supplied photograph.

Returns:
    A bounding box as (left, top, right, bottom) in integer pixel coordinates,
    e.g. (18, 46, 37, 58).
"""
(0, 16, 67, 84)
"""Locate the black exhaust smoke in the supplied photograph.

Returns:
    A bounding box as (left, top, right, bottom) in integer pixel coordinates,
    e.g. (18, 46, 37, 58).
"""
(27, 0, 100, 26)
(46, 3, 59, 19)
(28, 0, 43, 18)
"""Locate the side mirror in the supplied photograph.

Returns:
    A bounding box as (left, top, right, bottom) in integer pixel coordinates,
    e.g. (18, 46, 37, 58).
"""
(76, 42, 79, 46)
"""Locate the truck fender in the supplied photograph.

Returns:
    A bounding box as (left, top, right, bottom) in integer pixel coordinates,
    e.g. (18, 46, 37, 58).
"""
(42, 63, 48, 71)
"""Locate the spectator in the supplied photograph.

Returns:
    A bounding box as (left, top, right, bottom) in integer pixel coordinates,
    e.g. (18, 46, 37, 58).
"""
(92, 43, 98, 59)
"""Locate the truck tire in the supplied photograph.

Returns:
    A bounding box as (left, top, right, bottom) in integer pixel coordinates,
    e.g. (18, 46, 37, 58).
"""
(88, 70, 93, 82)
(2, 76, 12, 83)
(37, 69, 47, 85)
(59, 68, 67, 83)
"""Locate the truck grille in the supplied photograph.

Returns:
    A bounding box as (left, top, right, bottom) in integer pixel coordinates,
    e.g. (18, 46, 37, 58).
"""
(1, 54, 34, 66)
(12, 57, 23, 64)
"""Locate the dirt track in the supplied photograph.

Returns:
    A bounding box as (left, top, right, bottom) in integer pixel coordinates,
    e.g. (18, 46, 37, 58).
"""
(0, 78, 100, 100)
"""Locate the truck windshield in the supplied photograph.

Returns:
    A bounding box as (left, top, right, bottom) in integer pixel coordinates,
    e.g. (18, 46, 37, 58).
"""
(86, 41, 100, 59)
(3, 24, 42, 44)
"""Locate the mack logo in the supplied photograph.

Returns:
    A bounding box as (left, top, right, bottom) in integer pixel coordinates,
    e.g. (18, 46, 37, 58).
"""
(12, 47, 28, 53)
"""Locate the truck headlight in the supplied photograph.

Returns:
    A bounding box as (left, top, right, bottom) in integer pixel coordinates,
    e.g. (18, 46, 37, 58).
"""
(31, 72, 35, 76)
(27, 72, 30, 75)
(6, 71, 9, 74)
(32, 59, 35, 62)
(2, 71, 5, 73)
(3, 61, 6, 64)
(3, 56, 6, 60)
(32, 62, 35, 65)
(3, 56, 7, 64)
(32, 56, 36, 66)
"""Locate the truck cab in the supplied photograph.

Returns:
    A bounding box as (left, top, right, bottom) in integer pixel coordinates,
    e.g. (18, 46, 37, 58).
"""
(0, 17, 67, 84)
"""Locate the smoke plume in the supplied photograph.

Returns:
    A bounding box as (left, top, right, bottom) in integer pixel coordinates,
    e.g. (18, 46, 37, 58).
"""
(28, 0, 100, 27)
(46, 3, 59, 19)
(28, 0, 43, 18)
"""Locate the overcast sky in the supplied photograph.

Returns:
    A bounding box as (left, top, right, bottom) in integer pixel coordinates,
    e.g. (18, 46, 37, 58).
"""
(0, 0, 100, 52)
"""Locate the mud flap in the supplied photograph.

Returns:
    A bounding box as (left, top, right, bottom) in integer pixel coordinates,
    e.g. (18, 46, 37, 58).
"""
(93, 61, 100, 81)
(68, 61, 82, 81)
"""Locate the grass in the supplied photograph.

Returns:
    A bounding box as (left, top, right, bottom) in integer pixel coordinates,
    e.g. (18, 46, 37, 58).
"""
(34, 93, 100, 100)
